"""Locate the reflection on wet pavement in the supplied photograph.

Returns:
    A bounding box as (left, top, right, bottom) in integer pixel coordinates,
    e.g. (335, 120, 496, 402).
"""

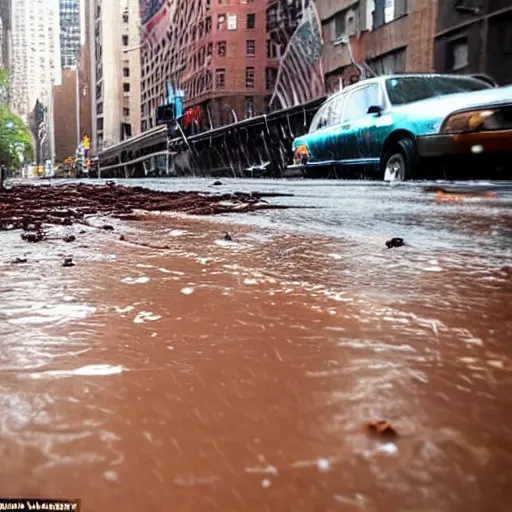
(0, 180, 511, 511)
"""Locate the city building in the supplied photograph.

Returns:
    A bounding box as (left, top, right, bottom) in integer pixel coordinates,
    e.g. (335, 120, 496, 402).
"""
(59, 0, 81, 68)
(0, 0, 11, 71)
(10, 0, 62, 162)
(139, 0, 324, 133)
(317, 0, 438, 93)
(90, 0, 141, 151)
(53, 0, 92, 163)
(434, 0, 512, 86)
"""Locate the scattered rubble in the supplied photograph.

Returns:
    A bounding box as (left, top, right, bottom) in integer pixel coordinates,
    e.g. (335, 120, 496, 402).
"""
(386, 237, 405, 249)
(365, 421, 398, 439)
(0, 183, 293, 239)
(63, 257, 75, 268)
(223, 232, 233, 241)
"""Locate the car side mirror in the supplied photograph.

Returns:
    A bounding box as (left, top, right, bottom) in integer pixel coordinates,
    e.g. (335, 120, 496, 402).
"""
(367, 105, 383, 116)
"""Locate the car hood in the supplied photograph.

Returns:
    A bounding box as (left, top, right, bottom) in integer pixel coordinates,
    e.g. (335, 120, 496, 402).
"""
(393, 85, 512, 120)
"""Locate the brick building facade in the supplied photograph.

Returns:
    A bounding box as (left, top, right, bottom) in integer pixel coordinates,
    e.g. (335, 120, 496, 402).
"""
(140, 0, 296, 132)
(318, 0, 439, 94)
(434, 0, 512, 86)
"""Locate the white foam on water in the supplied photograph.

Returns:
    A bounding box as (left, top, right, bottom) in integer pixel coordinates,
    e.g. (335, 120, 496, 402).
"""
(168, 230, 188, 237)
(122, 276, 150, 284)
(26, 364, 125, 379)
(261, 479, 272, 488)
(115, 305, 135, 314)
(181, 287, 194, 295)
(134, 311, 162, 324)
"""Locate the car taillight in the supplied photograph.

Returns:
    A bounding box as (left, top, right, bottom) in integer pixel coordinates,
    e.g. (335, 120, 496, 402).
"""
(295, 144, 309, 164)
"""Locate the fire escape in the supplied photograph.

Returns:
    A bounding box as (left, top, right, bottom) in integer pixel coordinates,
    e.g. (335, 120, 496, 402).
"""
(266, 0, 310, 47)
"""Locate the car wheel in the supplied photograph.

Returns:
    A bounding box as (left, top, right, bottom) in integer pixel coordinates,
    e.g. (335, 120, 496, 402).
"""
(382, 138, 418, 182)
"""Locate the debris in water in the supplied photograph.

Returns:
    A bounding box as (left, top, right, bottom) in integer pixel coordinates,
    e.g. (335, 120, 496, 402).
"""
(223, 232, 233, 241)
(119, 235, 126, 241)
(63, 257, 75, 268)
(386, 237, 405, 249)
(213, 181, 223, 186)
(63, 234, 76, 243)
(0, 183, 293, 232)
(21, 231, 45, 243)
(12, 257, 27, 264)
(102, 225, 114, 231)
(365, 420, 398, 439)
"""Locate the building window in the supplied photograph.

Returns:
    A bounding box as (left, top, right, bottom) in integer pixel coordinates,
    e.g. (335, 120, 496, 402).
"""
(123, 82, 130, 92)
(219, 0, 226, 3)
(97, 117, 103, 131)
(207, 42, 213, 56)
(123, 107, 130, 116)
(265, 67, 277, 90)
(97, 102, 103, 115)
(246, 40, 255, 56)
(267, 6, 277, 30)
(205, 16, 212, 33)
(246, 13, 255, 29)
(122, 35, 129, 46)
(266, 40, 279, 58)
(123, 67, 130, 77)
(227, 14, 237, 30)
(245, 66, 255, 88)
(218, 14, 225, 30)
(216, 68, 226, 88)
(450, 38, 469, 70)
(122, 10, 129, 23)
(245, 96, 254, 118)
(217, 41, 227, 57)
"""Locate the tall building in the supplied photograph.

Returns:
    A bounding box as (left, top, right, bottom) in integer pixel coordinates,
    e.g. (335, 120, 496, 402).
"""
(434, 0, 512, 86)
(139, 0, 324, 132)
(10, 0, 61, 162)
(59, 0, 81, 68)
(0, 0, 11, 71)
(91, 0, 141, 151)
(54, 0, 93, 163)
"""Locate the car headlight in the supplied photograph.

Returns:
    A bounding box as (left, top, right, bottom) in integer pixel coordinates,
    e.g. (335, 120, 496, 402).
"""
(441, 109, 495, 134)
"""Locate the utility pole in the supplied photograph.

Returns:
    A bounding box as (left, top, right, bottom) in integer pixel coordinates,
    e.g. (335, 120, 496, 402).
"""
(75, 60, 80, 148)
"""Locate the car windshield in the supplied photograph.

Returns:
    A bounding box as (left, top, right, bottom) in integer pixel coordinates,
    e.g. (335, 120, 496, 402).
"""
(385, 76, 492, 105)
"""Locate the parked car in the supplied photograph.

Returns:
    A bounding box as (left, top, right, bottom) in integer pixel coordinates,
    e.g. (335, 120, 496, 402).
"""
(290, 74, 512, 180)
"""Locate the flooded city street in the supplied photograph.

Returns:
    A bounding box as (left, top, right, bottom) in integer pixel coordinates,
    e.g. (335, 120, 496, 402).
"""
(0, 179, 511, 511)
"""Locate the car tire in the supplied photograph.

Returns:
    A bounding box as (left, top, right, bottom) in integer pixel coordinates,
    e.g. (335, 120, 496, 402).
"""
(382, 137, 419, 182)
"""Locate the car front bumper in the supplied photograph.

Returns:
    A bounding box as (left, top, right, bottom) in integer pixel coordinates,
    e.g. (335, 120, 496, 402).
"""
(417, 130, 512, 158)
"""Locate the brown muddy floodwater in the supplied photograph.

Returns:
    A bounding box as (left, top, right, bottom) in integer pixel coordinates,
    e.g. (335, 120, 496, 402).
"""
(0, 179, 511, 511)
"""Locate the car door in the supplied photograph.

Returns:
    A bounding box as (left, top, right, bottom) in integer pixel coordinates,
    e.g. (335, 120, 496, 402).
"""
(304, 102, 331, 163)
(304, 94, 345, 163)
(339, 84, 384, 163)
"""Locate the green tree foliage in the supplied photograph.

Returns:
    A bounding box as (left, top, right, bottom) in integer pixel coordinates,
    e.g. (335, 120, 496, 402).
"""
(0, 67, 33, 174)
(0, 105, 33, 169)
(0, 67, 8, 105)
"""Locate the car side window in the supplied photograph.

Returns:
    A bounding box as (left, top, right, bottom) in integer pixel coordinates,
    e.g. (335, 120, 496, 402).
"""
(343, 85, 380, 122)
(310, 104, 329, 132)
(327, 94, 345, 125)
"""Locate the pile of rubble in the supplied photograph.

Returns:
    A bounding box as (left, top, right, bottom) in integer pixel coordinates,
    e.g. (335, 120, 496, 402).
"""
(0, 182, 293, 233)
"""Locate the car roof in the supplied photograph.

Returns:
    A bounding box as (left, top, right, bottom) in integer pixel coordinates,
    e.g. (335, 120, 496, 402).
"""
(324, 73, 491, 102)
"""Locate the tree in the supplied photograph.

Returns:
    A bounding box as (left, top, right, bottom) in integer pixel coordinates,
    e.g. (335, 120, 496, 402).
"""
(0, 105, 33, 187)
(0, 67, 8, 105)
